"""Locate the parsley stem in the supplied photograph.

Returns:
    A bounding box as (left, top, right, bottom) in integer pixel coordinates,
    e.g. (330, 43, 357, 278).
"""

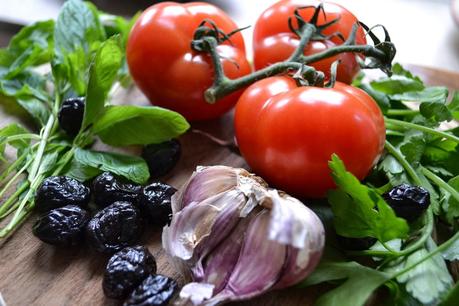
(386, 109, 418, 116)
(384, 140, 423, 186)
(421, 167, 459, 203)
(391, 229, 459, 280)
(385, 118, 459, 143)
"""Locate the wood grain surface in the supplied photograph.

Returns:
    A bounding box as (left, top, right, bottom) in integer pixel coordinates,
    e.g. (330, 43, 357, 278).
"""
(0, 65, 458, 306)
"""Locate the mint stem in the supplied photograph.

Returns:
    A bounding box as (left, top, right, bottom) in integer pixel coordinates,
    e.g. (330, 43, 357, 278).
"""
(28, 115, 55, 182)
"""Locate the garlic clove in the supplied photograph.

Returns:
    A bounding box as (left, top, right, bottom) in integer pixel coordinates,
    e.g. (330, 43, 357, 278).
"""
(173, 166, 238, 213)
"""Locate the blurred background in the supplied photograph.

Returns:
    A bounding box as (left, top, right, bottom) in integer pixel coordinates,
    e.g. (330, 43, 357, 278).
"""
(0, 0, 458, 71)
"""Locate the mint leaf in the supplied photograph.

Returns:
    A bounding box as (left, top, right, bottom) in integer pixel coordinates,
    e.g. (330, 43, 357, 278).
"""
(0, 20, 54, 73)
(370, 75, 424, 95)
(73, 148, 149, 184)
(64, 159, 102, 182)
(52, 0, 105, 95)
(300, 261, 390, 306)
(0, 123, 30, 160)
(328, 154, 409, 241)
(388, 238, 452, 304)
(92, 105, 190, 146)
(82, 37, 122, 130)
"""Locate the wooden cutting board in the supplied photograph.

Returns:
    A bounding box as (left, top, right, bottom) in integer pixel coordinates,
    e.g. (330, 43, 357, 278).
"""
(0, 64, 457, 306)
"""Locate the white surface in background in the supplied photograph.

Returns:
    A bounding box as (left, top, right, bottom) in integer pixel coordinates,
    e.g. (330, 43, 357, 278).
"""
(0, 0, 458, 71)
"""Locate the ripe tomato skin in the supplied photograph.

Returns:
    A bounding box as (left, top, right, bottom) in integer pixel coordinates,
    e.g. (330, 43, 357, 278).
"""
(127, 2, 251, 121)
(234, 77, 385, 198)
(253, 0, 365, 84)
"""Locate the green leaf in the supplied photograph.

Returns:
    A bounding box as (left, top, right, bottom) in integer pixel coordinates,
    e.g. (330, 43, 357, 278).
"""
(358, 83, 390, 114)
(300, 261, 390, 306)
(440, 281, 459, 306)
(52, 0, 105, 95)
(54, 0, 104, 56)
(0, 123, 30, 160)
(328, 154, 409, 242)
(64, 159, 102, 182)
(73, 148, 149, 184)
(92, 105, 190, 146)
(392, 63, 423, 84)
(370, 75, 424, 95)
(448, 92, 459, 121)
(388, 238, 452, 304)
(0, 20, 54, 71)
(442, 175, 459, 223)
(37, 152, 59, 177)
(399, 131, 426, 167)
(82, 37, 122, 130)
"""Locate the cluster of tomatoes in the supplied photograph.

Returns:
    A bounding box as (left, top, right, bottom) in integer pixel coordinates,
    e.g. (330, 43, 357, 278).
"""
(126, 0, 386, 199)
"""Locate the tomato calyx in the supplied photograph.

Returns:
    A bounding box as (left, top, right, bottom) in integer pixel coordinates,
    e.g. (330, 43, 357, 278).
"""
(191, 19, 249, 53)
(288, 5, 343, 42)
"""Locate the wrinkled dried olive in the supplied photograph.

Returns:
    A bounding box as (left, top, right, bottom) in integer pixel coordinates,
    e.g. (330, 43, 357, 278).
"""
(103, 246, 156, 299)
(123, 274, 177, 306)
(383, 184, 430, 222)
(336, 235, 377, 251)
(58, 97, 85, 137)
(137, 182, 176, 226)
(33, 205, 90, 246)
(142, 139, 181, 178)
(92, 172, 142, 208)
(35, 176, 91, 212)
(86, 201, 143, 253)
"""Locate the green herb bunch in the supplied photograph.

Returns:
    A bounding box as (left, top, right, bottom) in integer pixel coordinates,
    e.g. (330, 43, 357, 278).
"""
(301, 64, 459, 306)
(0, 0, 189, 238)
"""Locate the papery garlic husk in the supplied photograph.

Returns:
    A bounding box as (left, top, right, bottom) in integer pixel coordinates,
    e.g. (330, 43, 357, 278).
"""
(162, 166, 325, 306)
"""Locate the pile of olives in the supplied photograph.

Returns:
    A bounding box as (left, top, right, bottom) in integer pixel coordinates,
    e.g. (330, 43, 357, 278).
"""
(32, 171, 178, 305)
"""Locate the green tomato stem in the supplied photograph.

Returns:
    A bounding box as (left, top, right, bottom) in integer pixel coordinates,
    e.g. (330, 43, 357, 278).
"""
(385, 118, 459, 143)
(384, 140, 423, 186)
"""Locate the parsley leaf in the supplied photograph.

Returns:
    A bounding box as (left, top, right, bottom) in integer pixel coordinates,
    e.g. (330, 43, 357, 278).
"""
(300, 261, 390, 306)
(328, 154, 409, 241)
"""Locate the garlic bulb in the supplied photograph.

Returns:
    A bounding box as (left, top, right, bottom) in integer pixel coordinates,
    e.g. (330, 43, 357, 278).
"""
(162, 166, 325, 305)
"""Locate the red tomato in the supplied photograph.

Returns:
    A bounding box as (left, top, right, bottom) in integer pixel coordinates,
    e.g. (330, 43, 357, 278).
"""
(234, 77, 385, 198)
(127, 2, 251, 121)
(253, 0, 366, 84)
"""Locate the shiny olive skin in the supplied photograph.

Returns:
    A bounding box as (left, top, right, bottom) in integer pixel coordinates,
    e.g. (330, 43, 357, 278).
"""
(142, 139, 181, 178)
(35, 176, 91, 212)
(86, 201, 143, 253)
(103, 246, 156, 299)
(58, 97, 85, 137)
(33, 205, 90, 246)
(124, 274, 178, 306)
(91, 172, 142, 208)
(383, 184, 431, 222)
(137, 182, 177, 226)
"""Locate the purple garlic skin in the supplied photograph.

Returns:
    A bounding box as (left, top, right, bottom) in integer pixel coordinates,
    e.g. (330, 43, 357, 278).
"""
(162, 166, 325, 305)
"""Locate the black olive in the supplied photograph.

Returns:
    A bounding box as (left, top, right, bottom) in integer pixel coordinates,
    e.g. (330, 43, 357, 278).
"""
(137, 183, 176, 226)
(86, 201, 143, 253)
(92, 172, 142, 208)
(58, 97, 85, 137)
(336, 235, 377, 251)
(123, 274, 178, 306)
(33, 205, 90, 246)
(103, 246, 156, 299)
(383, 184, 430, 222)
(35, 176, 91, 212)
(142, 139, 181, 178)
